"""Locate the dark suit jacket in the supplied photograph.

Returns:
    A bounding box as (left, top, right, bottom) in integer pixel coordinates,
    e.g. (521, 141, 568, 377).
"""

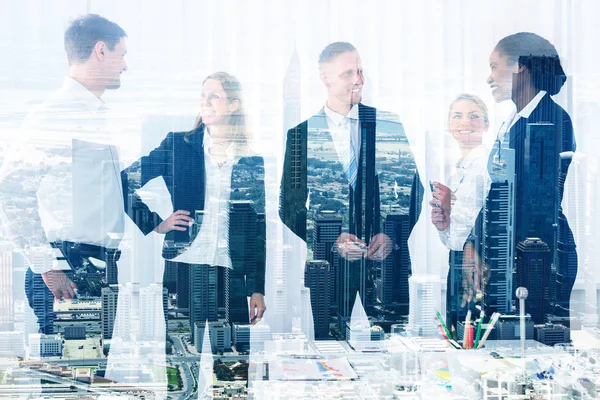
(466, 94, 577, 317)
(279, 102, 420, 258)
(122, 124, 266, 298)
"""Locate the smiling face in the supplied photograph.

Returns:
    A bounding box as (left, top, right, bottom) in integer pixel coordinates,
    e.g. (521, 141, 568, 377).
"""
(486, 50, 519, 103)
(199, 78, 239, 127)
(320, 50, 364, 112)
(448, 99, 489, 148)
(102, 37, 128, 90)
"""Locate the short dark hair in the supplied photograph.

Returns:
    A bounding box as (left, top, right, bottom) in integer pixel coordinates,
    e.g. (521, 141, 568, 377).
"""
(64, 14, 127, 65)
(318, 42, 357, 66)
(495, 32, 566, 95)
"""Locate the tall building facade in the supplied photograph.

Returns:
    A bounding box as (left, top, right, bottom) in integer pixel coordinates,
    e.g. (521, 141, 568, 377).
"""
(482, 149, 516, 314)
(408, 275, 441, 337)
(189, 265, 218, 341)
(381, 214, 411, 313)
(516, 238, 552, 324)
(27, 248, 55, 335)
(101, 286, 118, 340)
(312, 211, 342, 316)
(228, 200, 258, 324)
(338, 253, 366, 337)
(0, 242, 13, 331)
(304, 260, 331, 339)
(140, 284, 169, 341)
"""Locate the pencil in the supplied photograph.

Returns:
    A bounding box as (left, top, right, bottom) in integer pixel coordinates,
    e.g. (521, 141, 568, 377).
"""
(434, 315, 448, 340)
(435, 311, 452, 340)
(476, 312, 500, 349)
(464, 310, 472, 349)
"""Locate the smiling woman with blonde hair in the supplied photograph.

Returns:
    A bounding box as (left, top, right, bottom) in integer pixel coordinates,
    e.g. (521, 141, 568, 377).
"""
(431, 93, 492, 331)
(123, 71, 266, 335)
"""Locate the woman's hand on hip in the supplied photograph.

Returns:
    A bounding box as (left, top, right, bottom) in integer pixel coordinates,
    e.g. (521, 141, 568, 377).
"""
(153, 210, 194, 234)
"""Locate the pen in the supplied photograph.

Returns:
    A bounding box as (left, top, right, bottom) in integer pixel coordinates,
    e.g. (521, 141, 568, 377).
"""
(473, 309, 485, 349)
(477, 312, 500, 349)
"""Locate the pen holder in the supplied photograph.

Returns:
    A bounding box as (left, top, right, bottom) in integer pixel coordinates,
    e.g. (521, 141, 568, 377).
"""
(456, 320, 496, 349)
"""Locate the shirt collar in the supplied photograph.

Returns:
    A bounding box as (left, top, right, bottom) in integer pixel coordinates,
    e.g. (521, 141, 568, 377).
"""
(457, 144, 489, 169)
(517, 90, 547, 119)
(59, 77, 106, 111)
(324, 103, 359, 126)
(203, 128, 236, 162)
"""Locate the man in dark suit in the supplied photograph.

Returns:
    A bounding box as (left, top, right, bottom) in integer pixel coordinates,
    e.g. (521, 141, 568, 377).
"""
(279, 42, 420, 338)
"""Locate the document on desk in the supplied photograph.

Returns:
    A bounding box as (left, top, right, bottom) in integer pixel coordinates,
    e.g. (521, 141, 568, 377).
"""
(269, 357, 358, 381)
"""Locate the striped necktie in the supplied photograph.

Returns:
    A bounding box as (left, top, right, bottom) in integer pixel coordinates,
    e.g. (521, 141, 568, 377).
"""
(342, 117, 358, 189)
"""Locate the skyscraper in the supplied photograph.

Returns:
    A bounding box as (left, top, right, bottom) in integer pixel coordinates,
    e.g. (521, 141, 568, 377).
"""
(140, 284, 168, 341)
(176, 262, 190, 310)
(189, 265, 218, 341)
(408, 274, 441, 337)
(304, 260, 331, 339)
(482, 149, 516, 314)
(312, 211, 342, 315)
(26, 248, 55, 334)
(381, 214, 411, 314)
(228, 200, 258, 324)
(105, 254, 118, 286)
(337, 251, 366, 337)
(101, 286, 118, 340)
(516, 238, 552, 325)
(0, 241, 13, 331)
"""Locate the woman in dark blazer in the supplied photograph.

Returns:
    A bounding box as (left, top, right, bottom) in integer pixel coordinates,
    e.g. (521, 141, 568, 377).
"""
(432, 32, 577, 328)
(486, 33, 576, 325)
(123, 72, 266, 327)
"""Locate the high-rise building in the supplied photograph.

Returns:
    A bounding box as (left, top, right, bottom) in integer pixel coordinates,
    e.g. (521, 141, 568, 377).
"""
(482, 148, 516, 314)
(269, 241, 293, 333)
(408, 275, 441, 337)
(140, 284, 168, 341)
(27, 248, 55, 334)
(228, 200, 258, 323)
(101, 286, 118, 339)
(189, 265, 218, 341)
(163, 260, 177, 293)
(105, 250, 118, 286)
(300, 287, 314, 341)
(283, 46, 301, 148)
(381, 214, 411, 313)
(0, 242, 13, 331)
(337, 252, 366, 338)
(176, 262, 190, 310)
(312, 211, 342, 315)
(516, 238, 552, 324)
(304, 260, 331, 339)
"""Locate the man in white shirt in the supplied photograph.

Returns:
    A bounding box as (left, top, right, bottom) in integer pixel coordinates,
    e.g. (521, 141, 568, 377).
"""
(0, 14, 128, 333)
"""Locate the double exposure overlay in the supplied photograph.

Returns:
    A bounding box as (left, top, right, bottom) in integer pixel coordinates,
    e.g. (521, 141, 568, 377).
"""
(0, 1, 599, 399)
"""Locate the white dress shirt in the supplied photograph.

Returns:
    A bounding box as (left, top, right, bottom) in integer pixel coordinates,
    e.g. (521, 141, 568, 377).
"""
(171, 130, 235, 268)
(324, 103, 361, 172)
(497, 90, 547, 145)
(439, 145, 491, 250)
(2, 77, 124, 273)
(440, 92, 548, 251)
